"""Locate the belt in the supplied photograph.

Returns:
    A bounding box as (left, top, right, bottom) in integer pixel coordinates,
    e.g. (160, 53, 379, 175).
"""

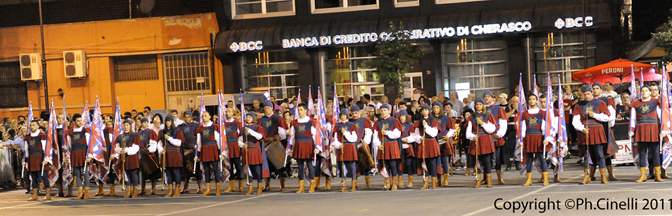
(201, 142, 217, 146)
(247, 144, 261, 149)
(167, 148, 180, 152)
(638, 119, 658, 124)
(477, 132, 490, 136)
(342, 142, 355, 145)
(296, 138, 312, 143)
(526, 131, 542, 135)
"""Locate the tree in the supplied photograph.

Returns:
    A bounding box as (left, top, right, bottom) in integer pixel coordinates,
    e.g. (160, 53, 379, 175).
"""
(374, 21, 423, 100)
(653, 9, 672, 62)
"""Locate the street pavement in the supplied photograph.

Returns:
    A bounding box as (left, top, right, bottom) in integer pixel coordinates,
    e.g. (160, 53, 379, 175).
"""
(2, 158, 672, 216)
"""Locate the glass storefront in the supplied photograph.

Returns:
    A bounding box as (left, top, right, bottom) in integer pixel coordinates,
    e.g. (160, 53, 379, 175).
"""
(325, 46, 384, 100)
(243, 51, 299, 99)
(534, 32, 596, 87)
(442, 38, 509, 98)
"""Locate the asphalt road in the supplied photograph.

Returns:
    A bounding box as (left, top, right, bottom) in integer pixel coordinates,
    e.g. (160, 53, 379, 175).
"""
(2, 158, 672, 216)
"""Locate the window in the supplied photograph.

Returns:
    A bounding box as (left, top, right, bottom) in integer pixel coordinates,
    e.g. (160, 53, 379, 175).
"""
(244, 51, 299, 99)
(442, 38, 509, 98)
(395, 0, 419, 7)
(0, 62, 28, 108)
(435, 0, 488, 4)
(232, 0, 295, 19)
(311, 0, 378, 14)
(534, 32, 596, 87)
(326, 46, 382, 100)
(113, 55, 159, 82)
(163, 52, 211, 92)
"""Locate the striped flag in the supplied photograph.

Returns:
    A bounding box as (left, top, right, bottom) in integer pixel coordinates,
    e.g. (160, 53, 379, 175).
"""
(61, 96, 73, 187)
(218, 91, 227, 154)
(661, 66, 672, 168)
(315, 87, 326, 153)
(556, 75, 568, 172)
(45, 99, 57, 165)
(111, 98, 123, 156)
(26, 101, 34, 134)
(287, 90, 301, 152)
(199, 93, 205, 126)
(515, 74, 527, 175)
(307, 87, 315, 117)
(630, 64, 640, 168)
(81, 101, 90, 128)
(331, 84, 339, 143)
(88, 97, 106, 163)
(544, 74, 556, 162)
(533, 74, 539, 97)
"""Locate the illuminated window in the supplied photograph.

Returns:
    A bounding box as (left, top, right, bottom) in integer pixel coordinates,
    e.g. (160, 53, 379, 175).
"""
(311, 0, 378, 14)
(232, 0, 295, 19)
(534, 32, 596, 87)
(244, 51, 299, 99)
(395, 0, 419, 7)
(442, 38, 509, 98)
(435, 0, 488, 4)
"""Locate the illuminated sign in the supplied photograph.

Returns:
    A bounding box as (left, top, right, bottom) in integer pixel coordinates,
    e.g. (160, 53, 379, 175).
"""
(555, 16, 593, 29)
(230, 41, 263, 52)
(282, 21, 532, 49)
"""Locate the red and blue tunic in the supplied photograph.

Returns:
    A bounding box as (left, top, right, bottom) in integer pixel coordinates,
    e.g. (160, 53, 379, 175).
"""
(374, 116, 402, 160)
(196, 123, 220, 162)
(164, 128, 185, 168)
(26, 132, 47, 172)
(630, 99, 660, 143)
(225, 119, 243, 158)
(66, 127, 90, 167)
(414, 118, 442, 158)
(241, 124, 267, 165)
(573, 99, 609, 145)
(400, 121, 415, 158)
(291, 118, 317, 159)
(486, 105, 507, 147)
(522, 109, 546, 153)
(334, 121, 358, 162)
(468, 112, 496, 155)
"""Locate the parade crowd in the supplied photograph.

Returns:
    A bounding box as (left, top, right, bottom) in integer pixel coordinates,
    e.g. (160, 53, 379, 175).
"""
(1, 78, 669, 201)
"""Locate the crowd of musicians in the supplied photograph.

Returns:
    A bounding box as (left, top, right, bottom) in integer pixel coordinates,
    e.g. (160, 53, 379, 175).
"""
(4, 80, 671, 201)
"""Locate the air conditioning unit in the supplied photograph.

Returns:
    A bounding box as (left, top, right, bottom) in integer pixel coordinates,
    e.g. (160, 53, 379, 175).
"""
(19, 53, 42, 81)
(63, 50, 87, 78)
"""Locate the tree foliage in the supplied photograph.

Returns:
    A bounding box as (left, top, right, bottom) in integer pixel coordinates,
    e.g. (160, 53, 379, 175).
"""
(374, 21, 423, 98)
(653, 9, 672, 62)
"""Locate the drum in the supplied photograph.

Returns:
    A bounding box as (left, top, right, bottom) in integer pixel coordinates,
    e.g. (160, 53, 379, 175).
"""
(264, 141, 286, 170)
(141, 152, 160, 177)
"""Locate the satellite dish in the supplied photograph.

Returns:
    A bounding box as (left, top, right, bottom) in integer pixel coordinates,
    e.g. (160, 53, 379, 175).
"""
(139, 0, 155, 15)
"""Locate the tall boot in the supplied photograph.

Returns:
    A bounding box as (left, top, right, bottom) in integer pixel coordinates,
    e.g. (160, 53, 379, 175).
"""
(431, 177, 438, 189)
(257, 183, 263, 195)
(325, 177, 331, 190)
(662, 168, 670, 179)
(76, 187, 84, 199)
(109, 184, 116, 196)
(28, 189, 38, 201)
(420, 177, 429, 190)
(132, 186, 139, 198)
(554, 175, 562, 183)
(224, 181, 235, 192)
(57, 184, 64, 197)
(589, 165, 596, 181)
(83, 187, 90, 199)
(196, 182, 203, 194)
(123, 186, 132, 198)
(263, 178, 271, 191)
(340, 180, 348, 192)
(351, 180, 357, 192)
(215, 182, 222, 196)
(398, 176, 404, 188)
(173, 184, 181, 197)
(202, 183, 211, 196)
(181, 180, 189, 193)
(496, 170, 505, 185)
(541, 172, 549, 186)
(474, 174, 483, 188)
(150, 182, 156, 195)
(648, 164, 655, 179)
(607, 165, 618, 181)
(464, 168, 471, 176)
(579, 169, 591, 185)
(43, 188, 52, 201)
(538, 176, 544, 183)
(382, 178, 391, 191)
(391, 177, 398, 191)
(365, 176, 372, 189)
(279, 177, 286, 192)
(442, 174, 449, 186)
(245, 183, 254, 195)
(523, 173, 533, 186)
(238, 180, 244, 192)
(486, 174, 492, 188)
(139, 181, 146, 195)
(308, 180, 316, 193)
(635, 167, 647, 183)
(315, 177, 321, 190)
(599, 168, 609, 184)
(654, 166, 664, 182)
(94, 184, 104, 196)
(296, 180, 305, 193)
(66, 184, 73, 197)
(407, 176, 414, 188)
(164, 184, 174, 197)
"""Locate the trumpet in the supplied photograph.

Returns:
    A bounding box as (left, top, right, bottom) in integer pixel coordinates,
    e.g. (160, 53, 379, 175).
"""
(452, 125, 461, 144)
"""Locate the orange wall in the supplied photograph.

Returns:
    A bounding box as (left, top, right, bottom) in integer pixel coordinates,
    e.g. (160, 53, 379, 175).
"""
(0, 13, 219, 119)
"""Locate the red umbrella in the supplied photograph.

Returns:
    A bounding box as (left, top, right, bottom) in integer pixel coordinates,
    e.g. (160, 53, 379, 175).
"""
(578, 67, 661, 84)
(572, 59, 652, 84)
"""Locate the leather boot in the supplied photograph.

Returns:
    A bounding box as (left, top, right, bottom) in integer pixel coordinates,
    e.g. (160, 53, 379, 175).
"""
(43, 188, 52, 201)
(523, 173, 533, 186)
(173, 184, 181, 197)
(599, 168, 609, 184)
(279, 177, 286, 191)
(165, 184, 174, 197)
(365, 176, 372, 189)
(109, 184, 116, 196)
(94, 184, 104, 196)
(420, 177, 429, 190)
(607, 165, 618, 181)
(196, 182, 203, 194)
(132, 186, 139, 198)
(590, 165, 596, 181)
(308, 180, 316, 193)
(554, 175, 562, 183)
(391, 177, 398, 191)
(28, 189, 38, 201)
(238, 180, 244, 192)
(340, 180, 348, 192)
(83, 187, 90, 199)
(139, 181, 146, 195)
(464, 168, 471, 176)
(257, 183, 263, 195)
(150, 182, 156, 195)
(202, 183, 211, 196)
(315, 177, 321, 190)
(648, 164, 655, 179)
(351, 180, 357, 192)
(442, 174, 449, 186)
(474, 174, 483, 188)
(57, 184, 64, 197)
(635, 167, 647, 183)
(538, 176, 544, 183)
(123, 186, 132, 198)
(579, 169, 591, 185)
(407, 176, 414, 188)
(76, 187, 84, 199)
(398, 176, 404, 188)
(496, 170, 505, 185)
(66, 185, 73, 197)
(383, 178, 391, 191)
(325, 177, 331, 190)
(655, 166, 664, 182)
(182, 180, 189, 193)
(486, 174, 492, 188)
(662, 168, 671, 179)
(246, 183, 254, 195)
(541, 172, 549, 186)
(215, 182, 221, 196)
(224, 181, 235, 192)
(431, 177, 438, 189)
(296, 180, 305, 193)
(515, 161, 521, 170)
(263, 178, 271, 191)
